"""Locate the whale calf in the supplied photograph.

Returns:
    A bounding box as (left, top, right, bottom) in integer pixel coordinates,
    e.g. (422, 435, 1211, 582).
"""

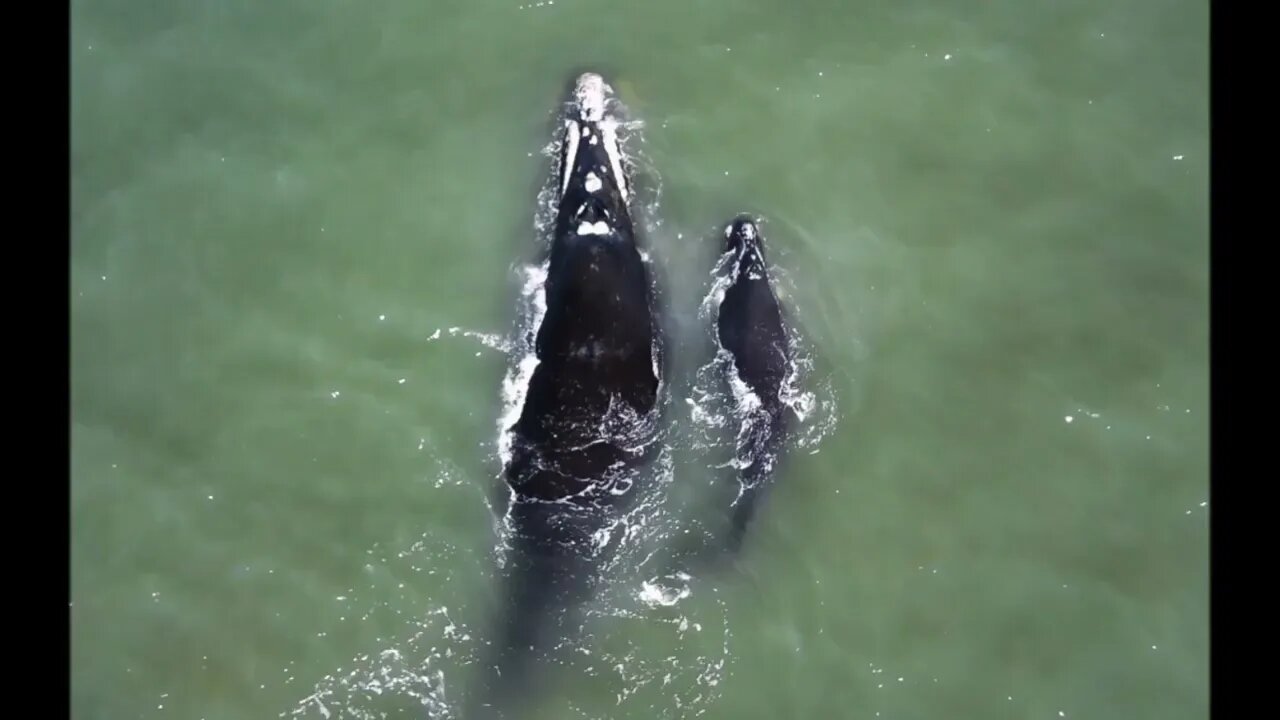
(712, 215, 794, 554)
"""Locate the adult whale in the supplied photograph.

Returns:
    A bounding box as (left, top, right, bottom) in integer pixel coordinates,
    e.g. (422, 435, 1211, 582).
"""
(713, 215, 793, 554)
(470, 72, 664, 719)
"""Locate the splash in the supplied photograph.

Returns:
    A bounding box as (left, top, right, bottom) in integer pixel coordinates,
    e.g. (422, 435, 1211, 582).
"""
(638, 572, 694, 607)
(280, 522, 487, 720)
(495, 261, 549, 468)
(281, 448, 732, 719)
(283, 612, 465, 720)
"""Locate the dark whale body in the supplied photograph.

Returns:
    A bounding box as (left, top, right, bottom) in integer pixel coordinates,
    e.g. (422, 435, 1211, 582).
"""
(714, 215, 793, 554)
(471, 73, 663, 719)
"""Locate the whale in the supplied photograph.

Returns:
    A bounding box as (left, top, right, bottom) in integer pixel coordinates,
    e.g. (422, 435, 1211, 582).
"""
(470, 72, 664, 718)
(712, 215, 793, 554)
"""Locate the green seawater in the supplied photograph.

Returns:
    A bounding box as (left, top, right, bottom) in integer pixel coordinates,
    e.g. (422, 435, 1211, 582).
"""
(71, 1, 1209, 718)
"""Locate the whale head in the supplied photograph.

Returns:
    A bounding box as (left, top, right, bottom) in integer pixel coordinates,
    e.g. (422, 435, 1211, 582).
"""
(725, 214, 768, 255)
(555, 73, 632, 242)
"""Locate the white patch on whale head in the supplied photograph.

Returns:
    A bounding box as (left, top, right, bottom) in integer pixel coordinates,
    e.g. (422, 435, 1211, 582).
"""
(585, 172, 602, 193)
(577, 220, 611, 236)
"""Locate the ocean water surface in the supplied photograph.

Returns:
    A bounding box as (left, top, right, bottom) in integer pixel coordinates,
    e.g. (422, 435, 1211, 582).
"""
(71, 1, 1209, 718)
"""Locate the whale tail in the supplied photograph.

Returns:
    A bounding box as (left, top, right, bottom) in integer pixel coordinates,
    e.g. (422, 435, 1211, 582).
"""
(469, 491, 609, 718)
(468, 542, 598, 719)
(724, 405, 788, 555)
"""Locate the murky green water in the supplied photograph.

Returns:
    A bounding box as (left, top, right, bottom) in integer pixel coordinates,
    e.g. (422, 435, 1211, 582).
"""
(71, 0, 1209, 718)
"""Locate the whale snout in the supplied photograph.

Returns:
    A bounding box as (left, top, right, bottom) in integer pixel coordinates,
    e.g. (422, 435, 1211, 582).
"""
(724, 215, 762, 252)
(558, 71, 631, 210)
(572, 72, 612, 123)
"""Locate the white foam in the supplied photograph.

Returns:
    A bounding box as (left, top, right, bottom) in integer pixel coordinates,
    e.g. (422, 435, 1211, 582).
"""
(446, 326, 511, 352)
(698, 252, 737, 321)
(497, 262, 549, 466)
(725, 355, 762, 414)
(638, 578, 692, 607)
(285, 603, 458, 720)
